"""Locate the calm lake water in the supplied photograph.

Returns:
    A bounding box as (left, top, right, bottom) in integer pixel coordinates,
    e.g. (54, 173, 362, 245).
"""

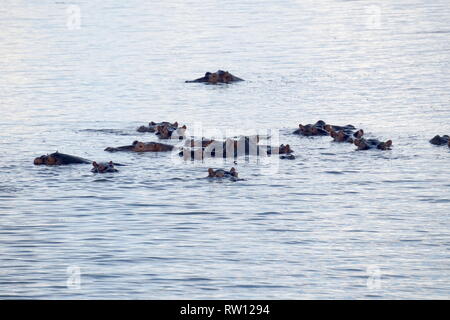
(0, 0, 449, 299)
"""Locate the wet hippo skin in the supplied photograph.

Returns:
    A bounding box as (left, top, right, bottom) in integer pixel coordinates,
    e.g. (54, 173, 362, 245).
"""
(186, 70, 244, 84)
(105, 141, 175, 152)
(34, 152, 91, 165)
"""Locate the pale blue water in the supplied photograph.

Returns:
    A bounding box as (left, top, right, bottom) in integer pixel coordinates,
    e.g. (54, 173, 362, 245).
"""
(0, 0, 449, 299)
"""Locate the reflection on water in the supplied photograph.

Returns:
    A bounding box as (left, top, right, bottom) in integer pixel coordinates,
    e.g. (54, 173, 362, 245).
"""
(0, 0, 449, 299)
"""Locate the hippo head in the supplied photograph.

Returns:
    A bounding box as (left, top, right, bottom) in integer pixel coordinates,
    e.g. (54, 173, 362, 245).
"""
(208, 72, 219, 84)
(132, 141, 173, 152)
(335, 130, 349, 142)
(217, 70, 233, 83)
(132, 141, 156, 152)
(279, 144, 293, 154)
(171, 125, 187, 140)
(91, 161, 118, 173)
(315, 120, 326, 128)
(377, 140, 393, 150)
(353, 129, 364, 139)
(156, 123, 186, 139)
(299, 124, 312, 135)
(354, 138, 369, 150)
(34, 154, 58, 165)
(229, 167, 238, 178)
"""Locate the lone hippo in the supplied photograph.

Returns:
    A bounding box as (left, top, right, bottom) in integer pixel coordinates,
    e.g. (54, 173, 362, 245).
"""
(91, 161, 119, 173)
(105, 141, 175, 152)
(156, 123, 187, 140)
(329, 128, 364, 143)
(137, 121, 178, 133)
(429, 135, 450, 146)
(207, 167, 238, 178)
(186, 70, 244, 84)
(354, 138, 392, 150)
(34, 152, 91, 165)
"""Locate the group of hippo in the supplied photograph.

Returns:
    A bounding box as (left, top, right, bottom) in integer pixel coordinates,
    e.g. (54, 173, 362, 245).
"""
(33, 70, 449, 179)
(293, 120, 393, 150)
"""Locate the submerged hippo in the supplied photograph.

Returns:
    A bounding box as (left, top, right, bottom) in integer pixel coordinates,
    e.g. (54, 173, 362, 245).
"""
(184, 138, 216, 148)
(324, 124, 356, 133)
(34, 152, 91, 165)
(293, 120, 329, 136)
(156, 123, 187, 140)
(105, 141, 175, 152)
(91, 161, 119, 173)
(429, 135, 450, 146)
(137, 121, 178, 133)
(329, 128, 364, 143)
(354, 138, 392, 150)
(180, 139, 293, 160)
(186, 70, 244, 84)
(207, 167, 238, 178)
(280, 154, 296, 160)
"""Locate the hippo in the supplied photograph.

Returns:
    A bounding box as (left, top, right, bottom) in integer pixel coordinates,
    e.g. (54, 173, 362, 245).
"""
(354, 138, 392, 150)
(207, 167, 238, 178)
(156, 123, 187, 140)
(329, 128, 364, 143)
(137, 121, 178, 133)
(34, 152, 91, 165)
(324, 124, 356, 133)
(264, 144, 293, 155)
(429, 135, 450, 146)
(293, 120, 329, 136)
(186, 70, 244, 84)
(184, 138, 216, 148)
(91, 161, 119, 173)
(180, 139, 293, 160)
(280, 154, 296, 160)
(105, 141, 175, 152)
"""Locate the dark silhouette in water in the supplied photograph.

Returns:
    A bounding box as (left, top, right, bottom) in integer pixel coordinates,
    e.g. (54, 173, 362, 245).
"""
(91, 161, 119, 173)
(429, 135, 450, 146)
(34, 152, 91, 165)
(354, 138, 392, 150)
(105, 140, 175, 152)
(186, 70, 244, 84)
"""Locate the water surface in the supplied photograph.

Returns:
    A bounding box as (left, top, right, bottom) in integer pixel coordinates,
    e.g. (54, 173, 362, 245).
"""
(0, 0, 449, 299)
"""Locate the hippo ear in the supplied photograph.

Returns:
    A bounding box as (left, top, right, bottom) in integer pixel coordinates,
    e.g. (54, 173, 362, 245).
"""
(109, 161, 113, 165)
(354, 129, 364, 139)
(173, 122, 178, 127)
(385, 140, 392, 148)
(132, 140, 139, 145)
(92, 161, 98, 167)
(182, 125, 187, 129)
